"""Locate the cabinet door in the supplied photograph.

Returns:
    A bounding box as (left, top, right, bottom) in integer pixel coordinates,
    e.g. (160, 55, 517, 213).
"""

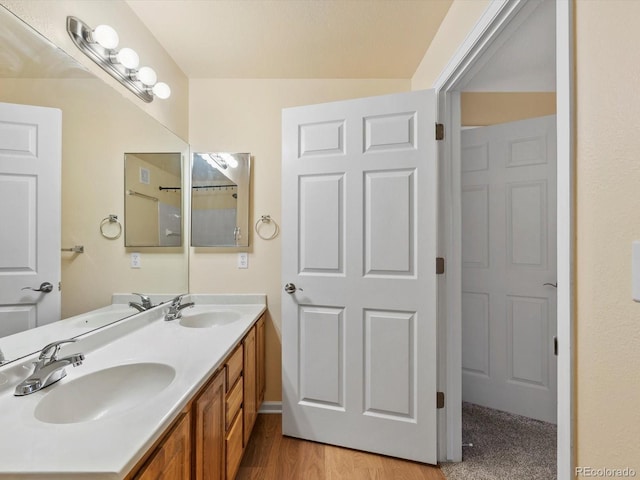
(135, 411, 191, 480)
(226, 409, 243, 480)
(243, 325, 257, 445)
(257, 316, 265, 406)
(194, 369, 226, 480)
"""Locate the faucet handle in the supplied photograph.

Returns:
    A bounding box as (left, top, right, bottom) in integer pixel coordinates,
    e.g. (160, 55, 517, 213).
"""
(39, 338, 77, 362)
(170, 294, 187, 306)
(132, 292, 152, 309)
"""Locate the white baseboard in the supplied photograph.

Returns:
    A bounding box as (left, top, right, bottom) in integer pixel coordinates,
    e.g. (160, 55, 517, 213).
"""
(258, 401, 282, 414)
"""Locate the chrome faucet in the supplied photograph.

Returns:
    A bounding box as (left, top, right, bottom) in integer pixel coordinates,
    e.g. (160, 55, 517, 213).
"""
(164, 294, 194, 321)
(14, 339, 85, 396)
(129, 292, 153, 312)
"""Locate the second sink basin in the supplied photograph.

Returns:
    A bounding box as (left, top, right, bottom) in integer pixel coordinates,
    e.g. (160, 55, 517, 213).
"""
(179, 308, 244, 328)
(34, 362, 175, 424)
(70, 306, 137, 329)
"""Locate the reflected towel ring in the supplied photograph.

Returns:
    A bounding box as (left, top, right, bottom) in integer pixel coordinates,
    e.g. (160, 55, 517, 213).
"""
(255, 215, 279, 240)
(100, 214, 122, 240)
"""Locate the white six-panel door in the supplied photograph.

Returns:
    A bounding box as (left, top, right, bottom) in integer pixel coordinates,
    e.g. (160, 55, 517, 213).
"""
(281, 90, 438, 463)
(0, 102, 61, 339)
(461, 115, 557, 423)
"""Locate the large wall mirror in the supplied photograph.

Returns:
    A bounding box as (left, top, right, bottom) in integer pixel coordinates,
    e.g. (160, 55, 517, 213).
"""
(0, 7, 188, 363)
(192, 152, 251, 247)
(125, 153, 183, 247)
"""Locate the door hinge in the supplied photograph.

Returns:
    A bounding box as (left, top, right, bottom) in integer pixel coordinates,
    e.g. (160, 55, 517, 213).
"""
(435, 123, 444, 141)
(437, 391, 445, 409)
(554, 336, 558, 356)
(436, 257, 445, 275)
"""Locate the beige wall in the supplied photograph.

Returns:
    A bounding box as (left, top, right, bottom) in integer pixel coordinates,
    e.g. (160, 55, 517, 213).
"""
(188, 79, 410, 401)
(412, 0, 490, 90)
(461, 92, 556, 126)
(575, 1, 640, 472)
(1, 0, 189, 139)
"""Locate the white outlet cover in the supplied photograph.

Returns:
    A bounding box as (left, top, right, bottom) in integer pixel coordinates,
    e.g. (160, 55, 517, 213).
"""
(131, 252, 141, 268)
(238, 253, 248, 269)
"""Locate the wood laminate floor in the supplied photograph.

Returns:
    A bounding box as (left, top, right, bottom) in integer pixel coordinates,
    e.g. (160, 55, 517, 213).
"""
(237, 414, 446, 480)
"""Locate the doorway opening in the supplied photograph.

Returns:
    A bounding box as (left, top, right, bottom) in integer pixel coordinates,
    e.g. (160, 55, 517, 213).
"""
(435, 0, 573, 479)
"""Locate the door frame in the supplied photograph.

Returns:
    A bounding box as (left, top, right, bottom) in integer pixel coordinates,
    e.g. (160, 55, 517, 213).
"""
(433, 1, 574, 479)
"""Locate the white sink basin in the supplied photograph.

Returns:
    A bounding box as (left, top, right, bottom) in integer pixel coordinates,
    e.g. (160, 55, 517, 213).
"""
(34, 362, 175, 424)
(179, 309, 244, 328)
(70, 307, 136, 329)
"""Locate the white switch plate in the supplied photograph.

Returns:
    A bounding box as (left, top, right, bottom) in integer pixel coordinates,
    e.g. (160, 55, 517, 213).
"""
(237, 252, 248, 269)
(131, 252, 141, 269)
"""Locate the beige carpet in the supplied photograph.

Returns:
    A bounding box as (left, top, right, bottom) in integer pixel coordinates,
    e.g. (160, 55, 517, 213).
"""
(441, 402, 557, 480)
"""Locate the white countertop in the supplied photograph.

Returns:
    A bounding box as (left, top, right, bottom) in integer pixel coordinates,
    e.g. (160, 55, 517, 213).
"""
(0, 294, 266, 479)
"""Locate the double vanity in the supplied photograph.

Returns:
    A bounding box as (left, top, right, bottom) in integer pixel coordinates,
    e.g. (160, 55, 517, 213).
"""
(0, 294, 266, 479)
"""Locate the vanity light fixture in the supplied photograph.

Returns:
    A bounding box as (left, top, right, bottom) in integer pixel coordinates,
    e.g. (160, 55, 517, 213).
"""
(201, 153, 228, 171)
(66, 16, 171, 103)
(219, 153, 239, 169)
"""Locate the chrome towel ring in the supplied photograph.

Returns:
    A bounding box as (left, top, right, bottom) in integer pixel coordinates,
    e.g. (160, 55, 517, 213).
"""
(254, 215, 279, 240)
(100, 214, 122, 240)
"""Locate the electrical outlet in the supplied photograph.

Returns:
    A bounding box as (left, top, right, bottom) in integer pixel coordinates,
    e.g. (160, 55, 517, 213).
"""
(131, 252, 141, 268)
(238, 252, 248, 269)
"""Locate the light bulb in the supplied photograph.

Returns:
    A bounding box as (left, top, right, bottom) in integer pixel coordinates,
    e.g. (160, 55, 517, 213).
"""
(152, 82, 171, 99)
(93, 24, 119, 50)
(138, 66, 157, 86)
(221, 153, 239, 168)
(115, 47, 139, 69)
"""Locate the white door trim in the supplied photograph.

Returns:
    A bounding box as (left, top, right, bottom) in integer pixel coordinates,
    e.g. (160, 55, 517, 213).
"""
(433, 1, 574, 479)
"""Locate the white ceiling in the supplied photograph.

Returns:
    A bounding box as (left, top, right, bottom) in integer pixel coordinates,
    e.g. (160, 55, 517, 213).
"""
(1, 0, 555, 89)
(125, 0, 453, 79)
(463, 0, 556, 92)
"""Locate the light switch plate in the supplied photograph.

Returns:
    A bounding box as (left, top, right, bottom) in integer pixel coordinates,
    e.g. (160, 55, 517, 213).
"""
(237, 252, 248, 269)
(131, 252, 141, 269)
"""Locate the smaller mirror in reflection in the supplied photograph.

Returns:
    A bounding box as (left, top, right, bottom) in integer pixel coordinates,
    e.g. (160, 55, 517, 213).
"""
(124, 152, 183, 247)
(192, 152, 251, 247)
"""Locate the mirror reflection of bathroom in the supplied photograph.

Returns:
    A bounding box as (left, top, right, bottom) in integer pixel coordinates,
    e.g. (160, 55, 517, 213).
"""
(191, 152, 251, 247)
(124, 152, 183, 247)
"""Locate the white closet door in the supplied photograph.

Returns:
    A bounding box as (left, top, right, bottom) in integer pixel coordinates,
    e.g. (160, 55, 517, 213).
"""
(461, 115, 557, 423)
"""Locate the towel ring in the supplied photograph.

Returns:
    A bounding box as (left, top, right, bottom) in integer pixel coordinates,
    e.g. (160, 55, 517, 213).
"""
(100, 214, 122, 240)
(255, 215, 279, 240)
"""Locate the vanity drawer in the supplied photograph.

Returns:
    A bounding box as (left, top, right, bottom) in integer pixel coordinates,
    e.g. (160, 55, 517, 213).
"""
(225, 345, 243, 392)
(226, 409, 243, 480)
(226, 376, 243, 430)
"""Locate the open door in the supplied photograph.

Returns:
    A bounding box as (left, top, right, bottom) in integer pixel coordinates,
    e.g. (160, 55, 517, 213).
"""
(0, 102, 61, 338)
(281, 90, 438, 463)
(461, 115, 557, 423)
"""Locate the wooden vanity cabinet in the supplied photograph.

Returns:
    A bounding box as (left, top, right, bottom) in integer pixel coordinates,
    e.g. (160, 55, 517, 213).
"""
(134, 410, 192, 480)
(224, 345, 244, 480)
(243, 325, 257, 446)
(193, 369, 226, 480)
(128, 313, 266, 480)
(256, 316, 265, 406)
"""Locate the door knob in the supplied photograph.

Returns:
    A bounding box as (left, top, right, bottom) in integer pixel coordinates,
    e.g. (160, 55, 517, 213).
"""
(22, 282, 54, 293)
(284, 283, 303, 294)
(543, 282, 558, 288)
